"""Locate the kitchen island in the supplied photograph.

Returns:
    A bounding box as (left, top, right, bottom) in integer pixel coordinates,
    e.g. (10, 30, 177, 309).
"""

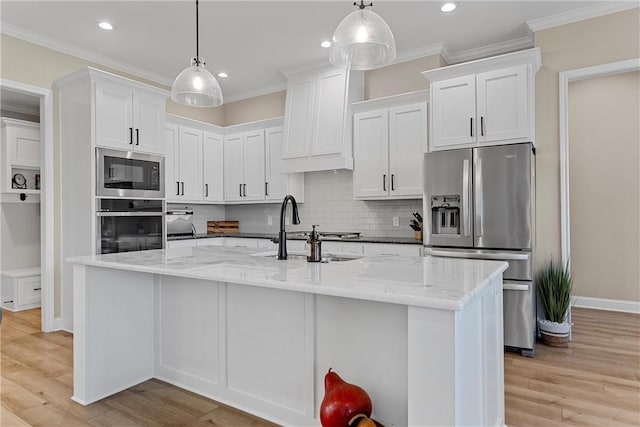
(68, 246, 507, 426)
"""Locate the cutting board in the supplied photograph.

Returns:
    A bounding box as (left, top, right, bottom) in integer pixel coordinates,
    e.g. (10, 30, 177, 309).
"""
(207, 221, 239, 234)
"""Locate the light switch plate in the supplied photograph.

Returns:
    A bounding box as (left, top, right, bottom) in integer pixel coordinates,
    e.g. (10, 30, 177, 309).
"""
(393, 217, 399, 227)
(267, 216, 273, 225)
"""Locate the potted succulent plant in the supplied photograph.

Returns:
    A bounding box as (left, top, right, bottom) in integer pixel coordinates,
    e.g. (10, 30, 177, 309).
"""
(537, 260, 573, 348)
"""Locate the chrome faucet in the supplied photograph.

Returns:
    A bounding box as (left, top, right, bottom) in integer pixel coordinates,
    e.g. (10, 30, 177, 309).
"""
(277, 195, 300, 260)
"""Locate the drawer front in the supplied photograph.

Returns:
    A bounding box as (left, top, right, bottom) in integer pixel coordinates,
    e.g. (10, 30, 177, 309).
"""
(364, 243, 421, 257)
(18, 276, 41, 306)
(167, 239, 197, 249)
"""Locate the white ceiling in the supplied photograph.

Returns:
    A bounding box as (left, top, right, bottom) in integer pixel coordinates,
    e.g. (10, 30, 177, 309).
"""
(0, 1, 630, 102)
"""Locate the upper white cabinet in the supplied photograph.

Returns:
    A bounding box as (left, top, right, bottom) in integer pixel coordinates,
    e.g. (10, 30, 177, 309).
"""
(203, 132, 224, 202)
(95, 76, 166, 155)
(166, 115, 224, 203)
(224, 130, 266, 202)
(281, 64, 364, 172)
(423, 48, 541, 151)
(352, 91, 427, 200)
(1, 118, 41, 195)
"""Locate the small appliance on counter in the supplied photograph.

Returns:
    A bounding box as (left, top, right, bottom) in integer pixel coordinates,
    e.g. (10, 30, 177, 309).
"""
(166, 209, 194, 236)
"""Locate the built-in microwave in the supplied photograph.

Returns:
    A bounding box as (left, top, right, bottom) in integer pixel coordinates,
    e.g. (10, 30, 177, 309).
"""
(96, 148, 164, 198)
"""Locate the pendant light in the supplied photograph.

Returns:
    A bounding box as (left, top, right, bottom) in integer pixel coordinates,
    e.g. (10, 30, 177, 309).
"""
(329, 1, 396, 70)
(171, 0, 223, 108)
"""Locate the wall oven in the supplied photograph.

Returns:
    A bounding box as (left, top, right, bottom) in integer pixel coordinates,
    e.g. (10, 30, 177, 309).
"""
(96, 148, 164, 198)
(97, 199, 164, 254)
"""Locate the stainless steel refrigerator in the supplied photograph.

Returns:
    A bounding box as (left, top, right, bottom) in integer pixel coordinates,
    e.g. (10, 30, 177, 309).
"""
(423, 143, 536, 356)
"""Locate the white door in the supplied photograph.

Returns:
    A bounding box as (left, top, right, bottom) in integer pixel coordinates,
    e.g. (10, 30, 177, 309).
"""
(95, 80, 133, 150)
(243, 130, 265, 201)
(476, 65, 529, 144)
(178, 126, 203, 201)
(353, 109, 389, 199)
(311, 68, 347, 155)
(203, 132, 224, 202)
(265, 126, 288, 201)
(224, 133, 244, 201)
(430, 75, 476, 150)
(165, 124, 181, 201)
(389, 102, 426, 198)
(282, 75, 314, 159)
(133, 91, 165, 155)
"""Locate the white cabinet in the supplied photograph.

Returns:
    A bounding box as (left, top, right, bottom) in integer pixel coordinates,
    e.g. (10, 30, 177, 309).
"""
(265, 126, 304, 202)
(423, 48, 541, 151)
(1, 118, 41, 194)
(166, 123, 203, 202)
(224, 131, 265, 202)
(95, 78, 165, 154)
(1, 268, 41, 311)
(203, 132, 224, 202)
(281, 64, 364, 172)
(166, 116, 225, 204)
(352, 91, 427, 200)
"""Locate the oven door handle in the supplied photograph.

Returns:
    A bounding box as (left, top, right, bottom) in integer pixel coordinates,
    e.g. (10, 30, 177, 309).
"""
(97, 212, 165, 217)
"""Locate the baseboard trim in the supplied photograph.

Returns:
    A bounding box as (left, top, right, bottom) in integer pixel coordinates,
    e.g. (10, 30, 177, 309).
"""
(572, 296, 640, 314)
(53, 316, 65, 331)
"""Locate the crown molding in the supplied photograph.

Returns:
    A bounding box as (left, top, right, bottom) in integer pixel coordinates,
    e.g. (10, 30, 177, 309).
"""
(1, 22, 174, 88)
(446, 36, 534, 65)
(223, 81, 288, 104)
(394, 42, 448, 65)
(1, 101, 40, 116)
(527, 2, 639, 32)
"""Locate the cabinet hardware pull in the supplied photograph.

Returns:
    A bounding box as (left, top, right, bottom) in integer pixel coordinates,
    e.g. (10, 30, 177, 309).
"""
(129, 127, 133, 144)
(265, 182, 269, 196)
(181, 182, 184, 196)
(4, 300, 13, 304)
(470, 118, 473, 137)
(383, 174, 387, 191)
(480, 116, 485, 136)
(136, 128, 140, 145)
(243, 184, 247, 197)
(391, 174, 395, 191)
(33, 288, 41, 291)
(176, 181, 180, 196)
(205, 183, 209, 197)
(239, 184, 242, 197)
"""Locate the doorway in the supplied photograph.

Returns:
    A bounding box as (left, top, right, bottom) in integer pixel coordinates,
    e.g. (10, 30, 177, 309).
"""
(559, 59, 640, 313)
(0, 79, 54, 331)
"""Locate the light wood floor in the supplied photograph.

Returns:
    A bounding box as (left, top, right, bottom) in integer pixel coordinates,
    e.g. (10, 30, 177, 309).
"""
(0, 309, 278, 426)
(1, 307, 639, 426)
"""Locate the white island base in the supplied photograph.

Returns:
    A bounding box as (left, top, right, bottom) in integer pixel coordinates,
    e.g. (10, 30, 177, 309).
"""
(70, 248, 506, 426)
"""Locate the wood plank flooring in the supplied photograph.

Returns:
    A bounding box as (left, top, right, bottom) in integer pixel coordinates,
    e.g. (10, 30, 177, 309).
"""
(1, 307, 639, 426)
(0, 309, 278, 427)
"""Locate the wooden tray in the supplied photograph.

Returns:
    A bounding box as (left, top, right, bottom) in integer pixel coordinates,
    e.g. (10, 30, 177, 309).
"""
(207, 220, 239, 234)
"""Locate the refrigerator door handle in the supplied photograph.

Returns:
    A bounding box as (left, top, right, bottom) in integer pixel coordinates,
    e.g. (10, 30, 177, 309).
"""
(503, 282, 530, 291)
(426, 249, 530, 261)
(475, 157, 484, 237)
(462, 158, 471, 237)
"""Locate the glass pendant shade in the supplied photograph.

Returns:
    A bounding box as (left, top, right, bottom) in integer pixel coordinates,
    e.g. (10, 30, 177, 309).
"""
(329, 8, 396, 70)
(171, 58, 223, 108)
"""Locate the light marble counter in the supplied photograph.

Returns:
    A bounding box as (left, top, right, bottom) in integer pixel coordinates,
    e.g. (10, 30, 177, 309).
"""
(68, 246, 507, 311)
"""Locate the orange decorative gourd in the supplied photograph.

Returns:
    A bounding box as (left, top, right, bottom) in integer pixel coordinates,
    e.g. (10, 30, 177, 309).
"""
(319, 368, 373, 427)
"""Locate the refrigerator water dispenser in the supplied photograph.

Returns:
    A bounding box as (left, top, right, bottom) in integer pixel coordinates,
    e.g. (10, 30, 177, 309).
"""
(431, 195, 460, 235)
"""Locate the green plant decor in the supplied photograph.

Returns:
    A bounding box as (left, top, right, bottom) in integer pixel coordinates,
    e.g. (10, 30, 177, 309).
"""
(537, 260, 573, 323)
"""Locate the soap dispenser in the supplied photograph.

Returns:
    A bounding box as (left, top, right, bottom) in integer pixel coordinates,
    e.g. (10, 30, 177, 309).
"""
(307, 225, 322, 262)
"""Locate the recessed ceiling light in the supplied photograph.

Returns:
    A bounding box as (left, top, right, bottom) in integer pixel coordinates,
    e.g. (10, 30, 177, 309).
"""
(321, 40, 332, 48)
(217, 72, 229, 78)
(98, 21, 113, 30)
(441, 2, 457, 13)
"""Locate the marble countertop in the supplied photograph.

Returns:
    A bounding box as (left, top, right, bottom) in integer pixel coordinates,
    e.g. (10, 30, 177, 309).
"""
(168, 232, 423, 245)
(68, 246, 506, 311)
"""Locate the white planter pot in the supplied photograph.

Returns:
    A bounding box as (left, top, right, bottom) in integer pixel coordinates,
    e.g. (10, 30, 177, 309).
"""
(538, 319, 570, 348)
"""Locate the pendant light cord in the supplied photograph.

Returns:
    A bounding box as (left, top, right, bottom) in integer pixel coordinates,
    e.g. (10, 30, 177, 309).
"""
(195, 0, 200, 64)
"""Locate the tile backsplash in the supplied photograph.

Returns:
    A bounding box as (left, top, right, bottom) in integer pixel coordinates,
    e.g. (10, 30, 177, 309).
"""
(225, 170, 422, 238)
(167, 203, 225, 235)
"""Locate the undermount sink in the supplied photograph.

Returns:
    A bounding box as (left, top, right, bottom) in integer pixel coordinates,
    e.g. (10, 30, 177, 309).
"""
(252, 251, 360, 263)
